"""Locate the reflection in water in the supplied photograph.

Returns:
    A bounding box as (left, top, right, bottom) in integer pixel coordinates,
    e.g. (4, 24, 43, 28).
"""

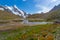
(27, 22, 53, 25)
(22, 20, 53, 25)
(22, 20, 28, 24)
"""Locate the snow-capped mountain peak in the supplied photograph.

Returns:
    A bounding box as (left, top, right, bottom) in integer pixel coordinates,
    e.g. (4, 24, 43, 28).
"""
(0, 5, 26, 18)
(13, 5, 25, 17)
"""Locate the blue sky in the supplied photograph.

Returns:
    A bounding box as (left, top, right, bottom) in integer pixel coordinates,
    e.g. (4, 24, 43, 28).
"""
(0, 0, 60, 14)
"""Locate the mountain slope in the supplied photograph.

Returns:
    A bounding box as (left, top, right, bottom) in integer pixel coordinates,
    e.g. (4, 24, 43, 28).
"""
(27, 13, 48, 19)
(47, 4, 60, 21)
(0, 10, 20, 20)
(0, 5, 26, 20)
(50, 4, 60, 12)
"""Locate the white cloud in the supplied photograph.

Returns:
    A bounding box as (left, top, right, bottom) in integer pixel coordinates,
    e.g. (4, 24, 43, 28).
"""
(35, 5, 50, 13)
(34, 0, 60, 13)
(0, 8, 4, 11)
(34, 0, 41, 2)
(41, 7, 50, 13)
(51, 0, 57, 2)
(36, 11, 42, 13)
(22, 0, 27, 1)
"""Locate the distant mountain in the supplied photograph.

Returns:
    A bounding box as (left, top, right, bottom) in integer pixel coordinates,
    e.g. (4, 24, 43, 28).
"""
(0, 10, 20, 20)
(47, 4, 60, 21)
(0, 4, 60, 21)
(50, 4, 60, 12)
(28, 4, 60, 21)
(0, 5, 26, 16)
(0, 5, 26, 20)
(27, 12, 48, 19)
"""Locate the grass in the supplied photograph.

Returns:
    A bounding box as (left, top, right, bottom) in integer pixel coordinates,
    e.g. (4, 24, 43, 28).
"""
(0, 10, 20, 20)
(0, 24, 60, 40)
(0, 21, 10, 24)
(12, 20, 23, 22)
(28, 19, 46, 22)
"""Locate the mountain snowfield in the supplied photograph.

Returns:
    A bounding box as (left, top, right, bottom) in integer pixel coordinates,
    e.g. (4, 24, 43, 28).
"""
(0, 5, 26, 18)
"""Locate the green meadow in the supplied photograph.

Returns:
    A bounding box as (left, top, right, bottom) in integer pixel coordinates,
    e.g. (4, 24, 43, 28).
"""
(0, 24, 60, 40)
